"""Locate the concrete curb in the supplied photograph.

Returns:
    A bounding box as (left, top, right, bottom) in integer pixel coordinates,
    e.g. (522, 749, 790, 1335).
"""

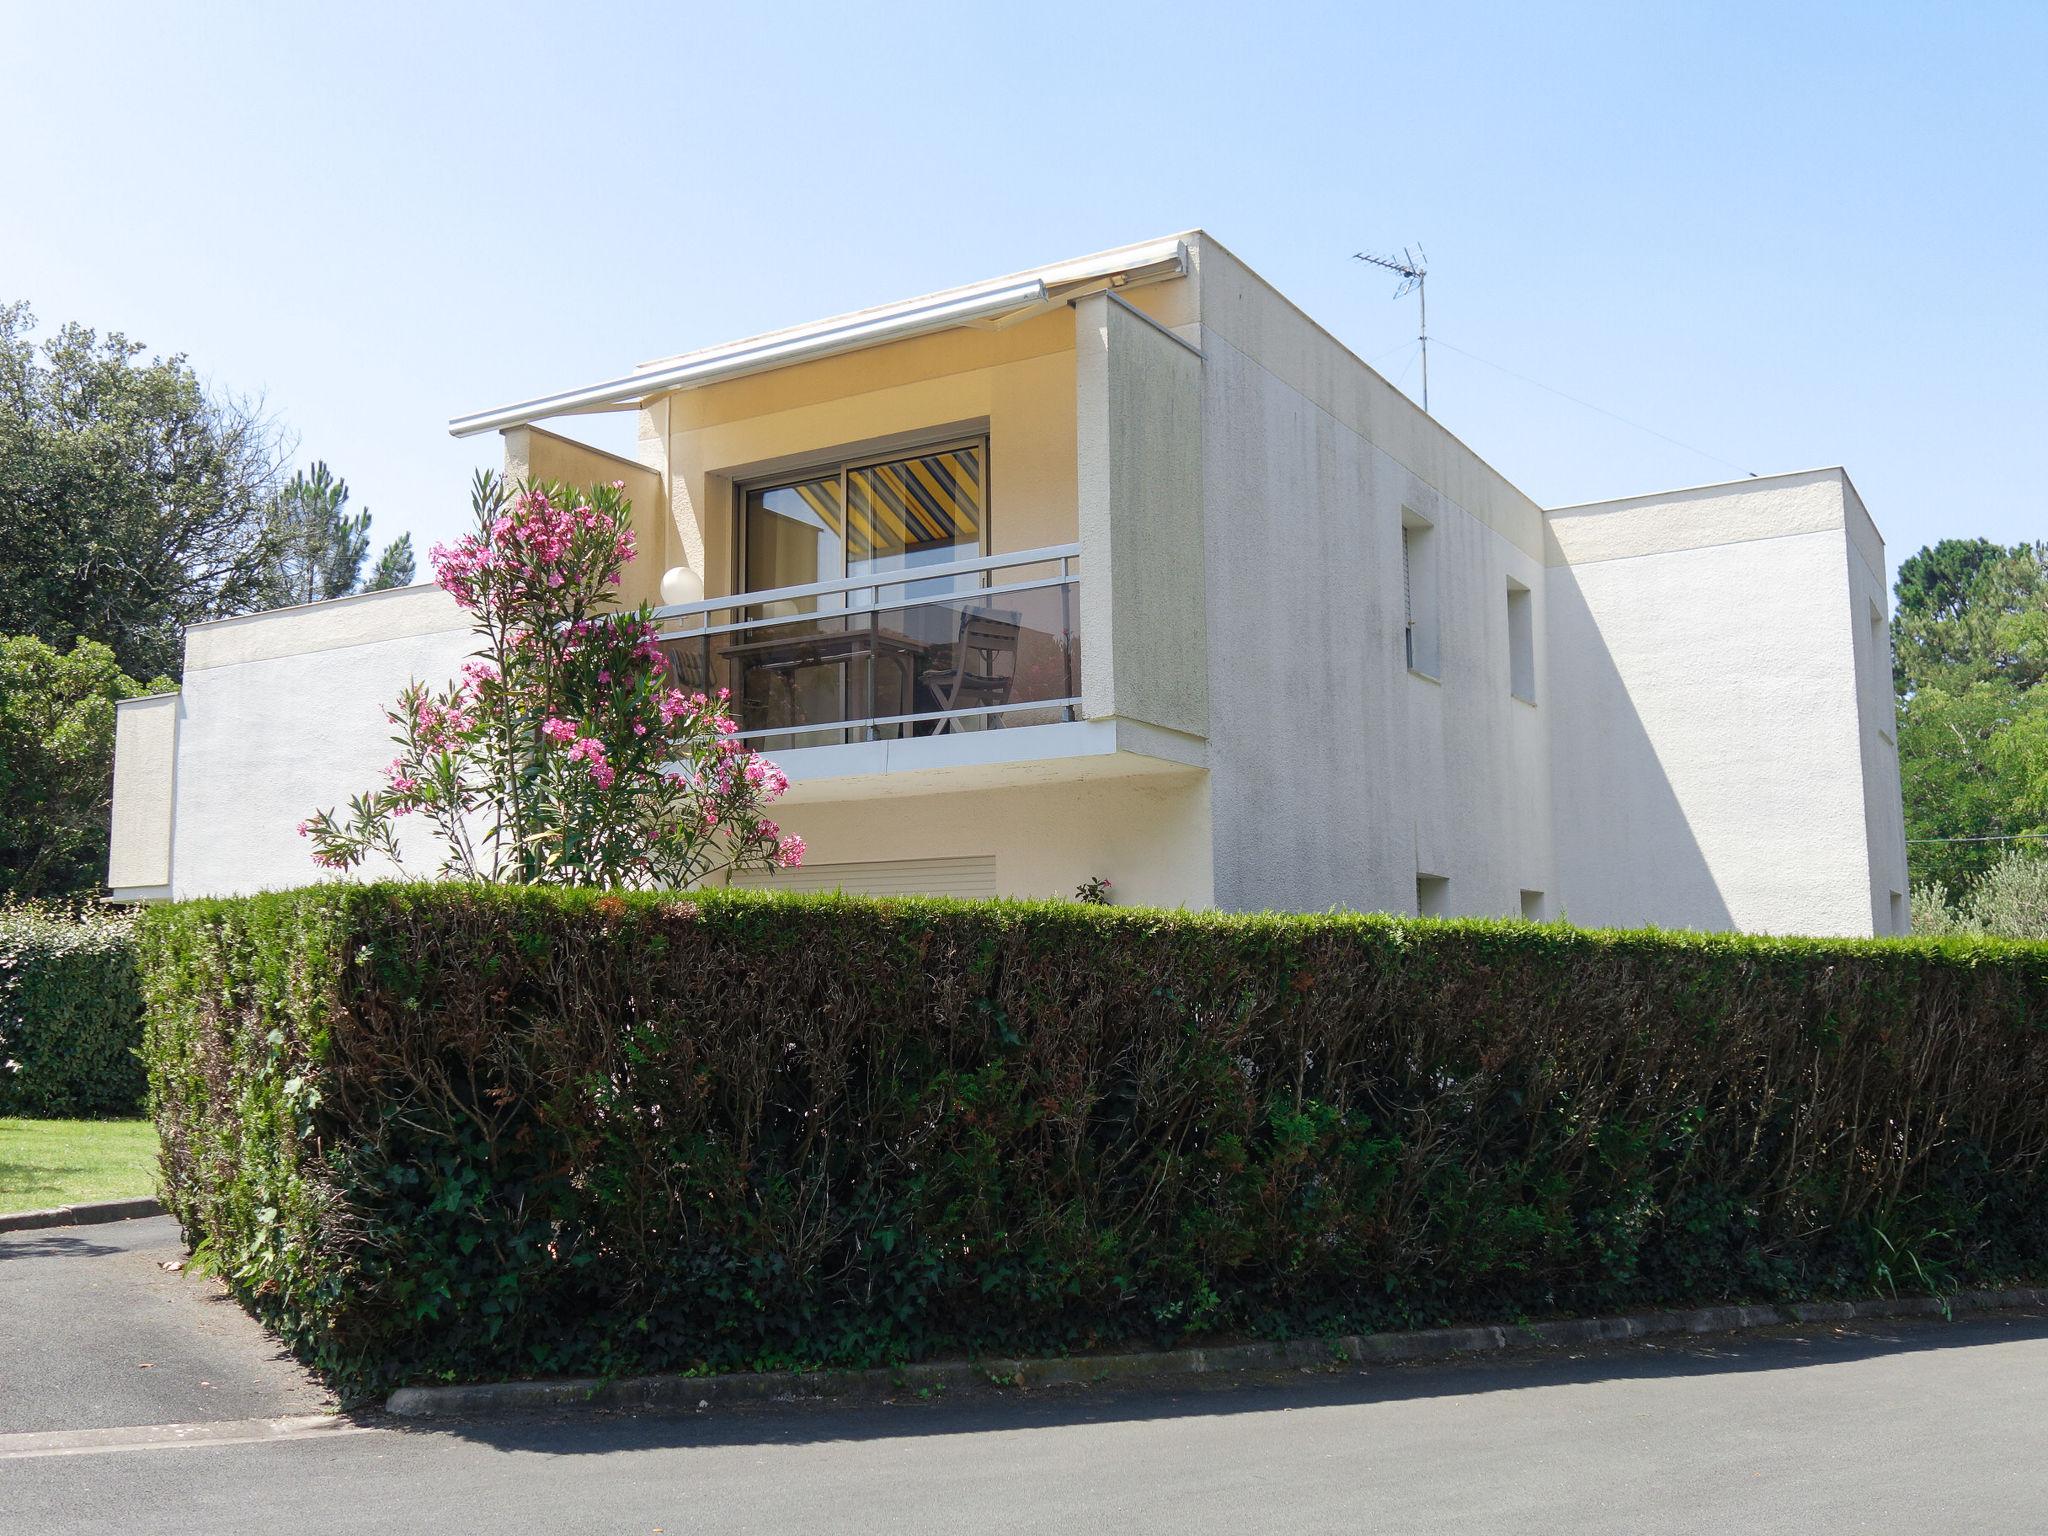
(0, 1197, 164, 1234)
(384, 1285, 2048, 1419)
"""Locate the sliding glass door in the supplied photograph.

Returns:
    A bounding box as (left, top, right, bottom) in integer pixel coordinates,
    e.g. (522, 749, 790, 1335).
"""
(743, 442, 984, 609)
(735, 441, 987, 743)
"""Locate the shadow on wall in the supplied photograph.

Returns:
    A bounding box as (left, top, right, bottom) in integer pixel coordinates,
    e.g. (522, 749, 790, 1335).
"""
(1546, 565, 1734, 932)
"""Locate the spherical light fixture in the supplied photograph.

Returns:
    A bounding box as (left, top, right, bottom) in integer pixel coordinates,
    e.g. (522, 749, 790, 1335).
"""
(659, 564, 704, 608)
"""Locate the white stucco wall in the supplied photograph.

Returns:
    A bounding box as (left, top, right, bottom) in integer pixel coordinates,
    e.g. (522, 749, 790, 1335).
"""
(167, 585, 473, 896)
(140, 577, 1215, 905)
(1191, 235, 1555, 917)
(107, 693, 180, 897)
(1075, 291, 1209, 737)
(1841, 478, 1911, 930)
(1545, 469, 1901, 935)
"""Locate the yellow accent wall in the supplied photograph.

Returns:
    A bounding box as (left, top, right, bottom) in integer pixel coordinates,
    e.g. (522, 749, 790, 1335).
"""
(645, 309, 1088, 601)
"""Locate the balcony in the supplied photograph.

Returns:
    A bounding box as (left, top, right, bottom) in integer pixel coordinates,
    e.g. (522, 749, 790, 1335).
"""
(654, 544, 1081, 752)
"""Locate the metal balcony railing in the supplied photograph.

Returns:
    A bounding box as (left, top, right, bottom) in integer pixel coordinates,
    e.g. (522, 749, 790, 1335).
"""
(652, 544, 1081, 748)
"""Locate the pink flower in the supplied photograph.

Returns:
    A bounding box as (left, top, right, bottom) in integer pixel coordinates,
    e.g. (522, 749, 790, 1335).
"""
(566, 736, 613, 788)
(773, 834, 806, 869)
(541, 717, 578, 744)
(735, 754, 790, 799)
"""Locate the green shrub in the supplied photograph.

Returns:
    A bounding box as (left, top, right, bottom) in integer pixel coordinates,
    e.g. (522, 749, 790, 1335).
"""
(141, 884, 2048, 1399)
(1913, 851, 2048, 939)
(0, 904, 146, 1116)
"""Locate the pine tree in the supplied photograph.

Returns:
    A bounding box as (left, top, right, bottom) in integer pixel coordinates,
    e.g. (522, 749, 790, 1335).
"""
(364, 533, 416, 590)
(261, 461, 412, 605)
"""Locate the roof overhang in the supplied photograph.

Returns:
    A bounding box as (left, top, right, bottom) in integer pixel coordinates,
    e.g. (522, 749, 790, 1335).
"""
(448, 235, 1189, 439)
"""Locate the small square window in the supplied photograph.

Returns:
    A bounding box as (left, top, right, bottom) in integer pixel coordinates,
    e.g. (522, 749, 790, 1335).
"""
(1416, 873, 1449, 917)
(1520, 889, 1546, 921)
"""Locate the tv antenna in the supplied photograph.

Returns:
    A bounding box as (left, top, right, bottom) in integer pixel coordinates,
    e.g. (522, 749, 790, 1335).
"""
(1354, 246, 1429, 412)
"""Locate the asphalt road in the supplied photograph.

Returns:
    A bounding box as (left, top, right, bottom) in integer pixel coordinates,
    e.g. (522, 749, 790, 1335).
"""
(5, 1217, 2046, 1534)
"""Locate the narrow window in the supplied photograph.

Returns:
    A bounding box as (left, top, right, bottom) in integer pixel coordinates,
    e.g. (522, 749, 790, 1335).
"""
(1401, 509, 1439, 677)
(1520, 889, 1545, 921)
(1507, 579, 1535, 703)
(1869, 598, 1894, 740)
(1401, 527, 1415, 670)
(1416, 873, 1449, 917)
(1889, 890, 1905, 934)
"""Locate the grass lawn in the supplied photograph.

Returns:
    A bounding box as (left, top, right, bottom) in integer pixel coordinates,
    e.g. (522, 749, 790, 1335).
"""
(0, 1117, 159, 1213)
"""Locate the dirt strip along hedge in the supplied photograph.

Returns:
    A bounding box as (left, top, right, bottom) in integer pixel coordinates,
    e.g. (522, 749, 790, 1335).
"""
(140, 883, 2048, 1397)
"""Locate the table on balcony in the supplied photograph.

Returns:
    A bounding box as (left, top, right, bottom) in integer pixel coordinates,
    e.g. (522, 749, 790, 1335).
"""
(653, 541, 1081, 743)
(715, 624, 933, 741)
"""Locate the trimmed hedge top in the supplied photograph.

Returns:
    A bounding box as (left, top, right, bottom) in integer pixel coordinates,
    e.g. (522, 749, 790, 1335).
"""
(142, 884, 2048, 1398)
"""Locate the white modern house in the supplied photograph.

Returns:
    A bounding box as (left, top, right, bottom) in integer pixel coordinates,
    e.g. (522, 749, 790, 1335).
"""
(107, 232, 1909, 935)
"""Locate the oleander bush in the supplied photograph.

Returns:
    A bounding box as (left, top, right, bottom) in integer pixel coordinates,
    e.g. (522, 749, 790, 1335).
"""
(301, 473, 804, 885)
(0, 903, 145, 1116)
(141, 883, 2048, 1398)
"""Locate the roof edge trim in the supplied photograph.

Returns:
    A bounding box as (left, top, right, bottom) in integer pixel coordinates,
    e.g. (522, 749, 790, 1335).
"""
(448, 236, 1189, 439)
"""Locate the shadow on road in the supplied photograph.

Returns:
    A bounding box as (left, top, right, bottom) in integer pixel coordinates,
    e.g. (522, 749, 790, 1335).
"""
(374, 1310, 2048, 1458)
(0, 1229, 129, 1261)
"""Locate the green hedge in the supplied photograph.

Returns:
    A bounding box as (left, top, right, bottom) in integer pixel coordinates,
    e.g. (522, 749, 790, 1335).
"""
(141, 883, 2048, 1398)
(0, 905, 145, 1116)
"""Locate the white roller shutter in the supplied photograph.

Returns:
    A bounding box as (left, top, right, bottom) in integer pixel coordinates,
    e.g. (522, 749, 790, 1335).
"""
(733, 855, 998, 898)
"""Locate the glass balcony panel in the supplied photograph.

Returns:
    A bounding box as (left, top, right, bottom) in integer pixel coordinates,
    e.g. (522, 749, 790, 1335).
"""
(868, 582, 1078, 735)
(656, 546, 1078, 748)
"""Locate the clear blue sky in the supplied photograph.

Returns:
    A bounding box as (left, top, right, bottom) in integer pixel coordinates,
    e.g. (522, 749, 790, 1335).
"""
(5, 1, 2042, 582)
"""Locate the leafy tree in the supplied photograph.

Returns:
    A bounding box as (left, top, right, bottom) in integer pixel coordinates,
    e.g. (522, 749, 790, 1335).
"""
(0, 302, 287, 680)
(1912, 849, 2048, 939)
(1894, 542, 2048, 891)
(259, 461, 415, 605)
(0, 635, 168, 899)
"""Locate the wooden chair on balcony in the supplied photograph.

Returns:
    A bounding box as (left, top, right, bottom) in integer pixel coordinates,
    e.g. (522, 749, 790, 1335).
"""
(917, 611, 1020, 734)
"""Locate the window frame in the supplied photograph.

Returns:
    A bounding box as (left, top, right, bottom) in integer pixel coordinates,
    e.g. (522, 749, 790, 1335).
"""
(733, 433, 993, 601)
(1400, 507, 1440, 680)
(1506, 577, 1536, 704)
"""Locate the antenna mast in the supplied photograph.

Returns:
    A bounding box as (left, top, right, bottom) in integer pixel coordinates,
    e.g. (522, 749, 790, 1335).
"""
(1353, 246, 1429, 412)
